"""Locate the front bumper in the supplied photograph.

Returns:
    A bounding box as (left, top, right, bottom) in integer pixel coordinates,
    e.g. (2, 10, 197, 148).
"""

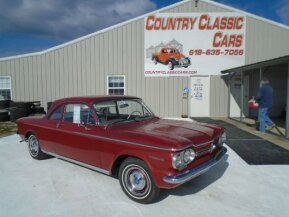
(174, 63, 191, 68)
(163, 147, 227, 184)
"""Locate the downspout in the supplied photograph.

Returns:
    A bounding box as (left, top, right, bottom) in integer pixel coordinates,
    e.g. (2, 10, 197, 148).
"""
(285, 61, 289, 139)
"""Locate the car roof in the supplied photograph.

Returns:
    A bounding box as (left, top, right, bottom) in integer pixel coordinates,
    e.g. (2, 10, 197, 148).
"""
(46, 95, 141, 116)
(54, 95, 141, 104)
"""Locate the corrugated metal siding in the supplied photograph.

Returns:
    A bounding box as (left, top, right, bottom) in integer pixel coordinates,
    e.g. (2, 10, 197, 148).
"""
(210, 75, 229, 117)
(245, 17, 289, 64)
(0, 0, 289, 117)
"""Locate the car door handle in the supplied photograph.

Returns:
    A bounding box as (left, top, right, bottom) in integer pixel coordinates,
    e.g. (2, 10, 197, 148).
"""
(56, 123, 63, 128)
(78, 123, 91, 131)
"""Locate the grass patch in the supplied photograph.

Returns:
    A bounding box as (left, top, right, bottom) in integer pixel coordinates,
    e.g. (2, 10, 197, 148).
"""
(0, 122, 17, 138)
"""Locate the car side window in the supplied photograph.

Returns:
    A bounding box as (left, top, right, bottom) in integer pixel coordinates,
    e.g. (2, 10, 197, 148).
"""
(63, 104, 96, 125)
(49, 105, 64, 121)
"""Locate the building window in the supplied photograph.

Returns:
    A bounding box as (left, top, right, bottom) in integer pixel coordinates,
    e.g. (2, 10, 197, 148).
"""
(0, 76, 12, 100)
(107, 75, 125, 95)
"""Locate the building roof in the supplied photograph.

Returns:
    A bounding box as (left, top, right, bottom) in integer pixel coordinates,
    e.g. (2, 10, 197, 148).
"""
(1, 0, 289, 62)
(221, 55, 289, 74)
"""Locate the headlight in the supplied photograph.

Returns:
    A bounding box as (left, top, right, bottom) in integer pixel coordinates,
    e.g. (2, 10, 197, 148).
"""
(218, 132, 226, 146)
(172, 148, 196, 170)
(183, 148, 196, 163)
(172, 152, 183, 170)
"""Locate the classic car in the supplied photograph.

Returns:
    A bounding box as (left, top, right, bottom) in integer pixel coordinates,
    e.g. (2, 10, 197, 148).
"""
(152, 48, 191, 70)
(17, 96, 227, 203)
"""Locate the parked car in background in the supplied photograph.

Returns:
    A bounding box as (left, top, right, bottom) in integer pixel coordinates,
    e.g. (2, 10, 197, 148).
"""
(17, 96, 227, 203)
(152, 48, 191, 70)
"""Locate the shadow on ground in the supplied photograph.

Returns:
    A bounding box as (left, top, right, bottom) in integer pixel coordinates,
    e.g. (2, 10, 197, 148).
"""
(192, 117, 289, 165)
(158, 154, 229, 201)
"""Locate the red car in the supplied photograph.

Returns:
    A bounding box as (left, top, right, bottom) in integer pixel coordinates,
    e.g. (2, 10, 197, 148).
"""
(17, 96, 227, 203)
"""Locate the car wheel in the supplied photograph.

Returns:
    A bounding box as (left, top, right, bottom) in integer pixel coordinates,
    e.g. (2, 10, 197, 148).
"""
(153, 57, 158, 65)
(168, 61, 174, 70)
(28, 134, 48, 160)
(119, 157, 160, 204)
(184, 66, 188, 68)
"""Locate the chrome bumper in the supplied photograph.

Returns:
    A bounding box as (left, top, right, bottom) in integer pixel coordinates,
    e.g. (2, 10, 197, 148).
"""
(175, 63, 191, 68)
(163, 147, 227, 184)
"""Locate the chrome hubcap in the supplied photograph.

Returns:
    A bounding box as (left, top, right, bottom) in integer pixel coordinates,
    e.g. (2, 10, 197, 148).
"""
(129, 171, 146, 190)
(29, 136, 39, 156)
(123, 165, 151, 198)
(168, 62, 172, 70)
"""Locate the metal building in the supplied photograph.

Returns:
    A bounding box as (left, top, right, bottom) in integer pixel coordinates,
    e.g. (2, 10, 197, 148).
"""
(0, 0, 289, 137)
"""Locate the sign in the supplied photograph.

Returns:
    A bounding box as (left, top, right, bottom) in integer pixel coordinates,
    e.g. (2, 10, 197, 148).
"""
(144, 13, 246, 77)
(192, 79, 204, 100)
(190, 76, 210, 117)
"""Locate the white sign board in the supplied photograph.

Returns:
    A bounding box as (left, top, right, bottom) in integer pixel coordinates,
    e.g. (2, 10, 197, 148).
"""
(144, 13, 246, 76)
(73, 105, 81, 124)
(190, 76, 210, 117)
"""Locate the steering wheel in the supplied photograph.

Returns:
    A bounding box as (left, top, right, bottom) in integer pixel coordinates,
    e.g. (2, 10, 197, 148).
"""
(127, 110, 142, 120)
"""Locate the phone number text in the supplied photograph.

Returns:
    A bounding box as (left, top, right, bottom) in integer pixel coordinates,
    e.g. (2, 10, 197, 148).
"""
(189, 49, 244, 56)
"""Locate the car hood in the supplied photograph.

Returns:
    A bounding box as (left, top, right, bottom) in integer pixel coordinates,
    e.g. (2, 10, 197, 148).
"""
(171, 54, 185, 59)
(110, 118, 223, 150)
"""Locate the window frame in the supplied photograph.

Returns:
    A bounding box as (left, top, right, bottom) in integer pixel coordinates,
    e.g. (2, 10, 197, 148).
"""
(106, 75, 126, 95)
(93, 98, 155, 126)
(48, 104, 64, 121)
(0, 76, 12, 100)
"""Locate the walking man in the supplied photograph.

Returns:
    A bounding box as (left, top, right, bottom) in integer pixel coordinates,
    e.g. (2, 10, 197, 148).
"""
(256, 77, 275, 133)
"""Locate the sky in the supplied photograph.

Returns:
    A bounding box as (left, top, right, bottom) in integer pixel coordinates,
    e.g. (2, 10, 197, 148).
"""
(0, 0, 288, 58)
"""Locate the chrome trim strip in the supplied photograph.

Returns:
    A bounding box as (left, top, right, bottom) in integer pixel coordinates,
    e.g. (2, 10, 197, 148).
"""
(193, 140, 213, 148)
(72, 131, 176, 151)
(163, 147, 227, 184)
(37, 126, 216, 152)
(42, 150, 111, 175)
(173, 140, 213, 152)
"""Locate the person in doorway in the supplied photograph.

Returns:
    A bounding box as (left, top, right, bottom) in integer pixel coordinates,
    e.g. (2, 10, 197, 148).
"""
(256, 77, 275, 133)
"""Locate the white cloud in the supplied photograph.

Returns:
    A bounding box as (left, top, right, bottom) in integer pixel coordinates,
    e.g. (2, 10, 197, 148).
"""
(277, 0, 289, 25)
(0, 0, 156, 40)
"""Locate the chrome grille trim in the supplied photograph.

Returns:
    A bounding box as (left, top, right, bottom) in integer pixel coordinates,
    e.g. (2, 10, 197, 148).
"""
(196, 148, 211, 157)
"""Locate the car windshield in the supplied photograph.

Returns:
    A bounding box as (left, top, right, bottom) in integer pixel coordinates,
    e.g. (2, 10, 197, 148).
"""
(93, 99, 155, 125)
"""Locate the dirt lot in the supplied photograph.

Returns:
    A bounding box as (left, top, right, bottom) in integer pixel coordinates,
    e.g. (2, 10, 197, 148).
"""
(0, 122, 17, 138)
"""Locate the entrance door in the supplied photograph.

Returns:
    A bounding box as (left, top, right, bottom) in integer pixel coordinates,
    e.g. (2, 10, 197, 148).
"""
(189, 76, 210, 117)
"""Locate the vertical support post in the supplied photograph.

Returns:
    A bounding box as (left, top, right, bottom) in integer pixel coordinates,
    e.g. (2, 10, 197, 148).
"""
(285, 61, 289, 139)
(259, 67, 263, 87)
(227, 74, 231, 118)
(188, 76, 191, 118)
(240, 71, 244, 122)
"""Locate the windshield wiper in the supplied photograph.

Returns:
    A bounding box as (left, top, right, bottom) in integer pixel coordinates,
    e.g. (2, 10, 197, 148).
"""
(104, 119, 128, 129)
(134, 114, 155, 121)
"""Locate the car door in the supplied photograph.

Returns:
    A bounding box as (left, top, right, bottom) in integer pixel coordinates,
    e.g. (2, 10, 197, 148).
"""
(37, 104, 64, 153)
(54, 103, 102, 168)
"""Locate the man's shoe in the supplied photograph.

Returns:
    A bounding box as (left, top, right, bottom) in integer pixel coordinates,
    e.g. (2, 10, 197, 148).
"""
(266, 124, 276, 130)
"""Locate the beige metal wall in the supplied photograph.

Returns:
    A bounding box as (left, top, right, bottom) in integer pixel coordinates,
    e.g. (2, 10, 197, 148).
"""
(245, 17, 289, 64)
(210, 75, 229, 117)
(1, 0, 289, 117)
